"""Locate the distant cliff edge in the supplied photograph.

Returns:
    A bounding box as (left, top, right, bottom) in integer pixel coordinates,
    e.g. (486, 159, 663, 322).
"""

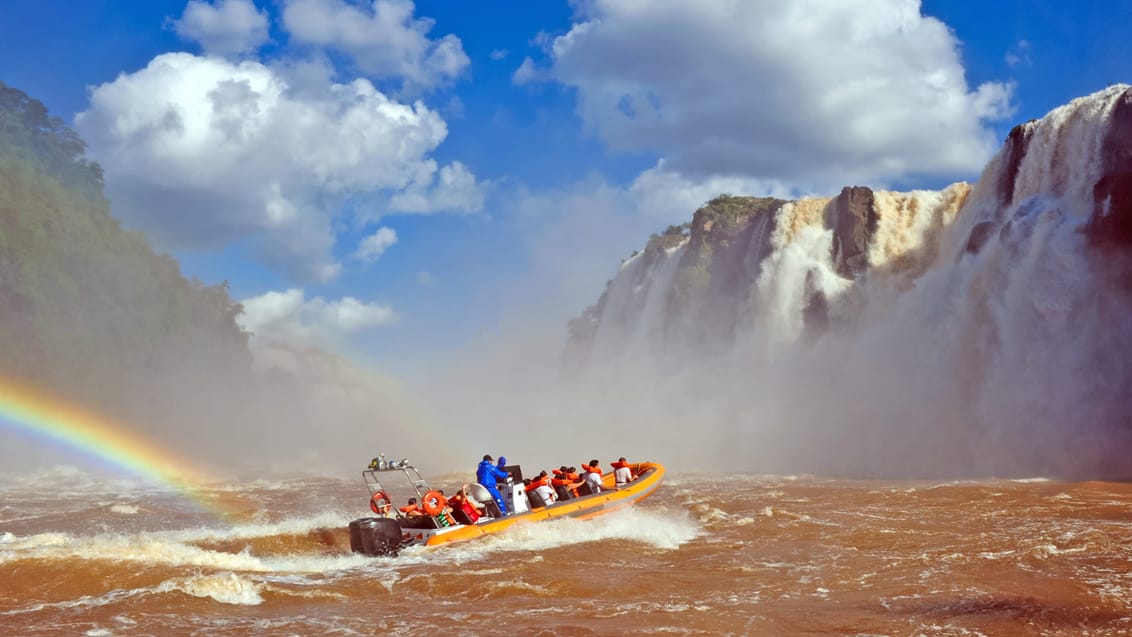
(565, 85, 1132, 479)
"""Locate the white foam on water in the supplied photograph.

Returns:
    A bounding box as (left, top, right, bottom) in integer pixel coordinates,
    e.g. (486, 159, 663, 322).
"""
(161, 509, 357, 545)
(420, 507, 701, 562)
(518, 507, 699, 550)
(109, 504, 139, 515)
(977, 549, 1016, 560)
(689, 502, 730, 524)
(0, 530, 71, 562)
(0, 511, 379, 574)
(486, 579, 552, 596)
(0, 585, 148, 617)
(157, 572, 264, 605)
(911, 624, 988, 637)
(457, 567, 505, 576)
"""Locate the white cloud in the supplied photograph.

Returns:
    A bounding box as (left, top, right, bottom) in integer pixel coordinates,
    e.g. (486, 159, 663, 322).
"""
(171, 0, 270, 56)
(442, 95, 465, 120)
(542, 0, 1015, 188)
(511, 56, 540, 85)
(629, 160, 795, 222)
(1006, 39, 1032, 68)
(281, 0, 469, 93)
(417, 271, 433, 285)
(238, 288, 397, 348)
(490, 49, 509, 61)
(355, 226, 398, 262)
(389, 160, 485, 213)
(75, 53, 483, 282)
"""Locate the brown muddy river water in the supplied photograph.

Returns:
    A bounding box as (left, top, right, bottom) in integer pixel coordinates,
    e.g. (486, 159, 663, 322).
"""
(2, 472, 1131, 636)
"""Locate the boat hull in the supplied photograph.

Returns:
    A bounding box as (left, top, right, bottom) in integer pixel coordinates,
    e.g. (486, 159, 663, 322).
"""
(370, 462, 666, 551)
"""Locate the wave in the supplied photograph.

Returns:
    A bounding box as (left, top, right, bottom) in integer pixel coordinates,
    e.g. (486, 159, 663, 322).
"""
(156, 572, 264, 605)
(0, 510, 376, 575)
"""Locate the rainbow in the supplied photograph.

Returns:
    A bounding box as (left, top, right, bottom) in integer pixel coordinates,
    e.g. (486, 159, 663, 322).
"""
(0, 374, 234, 519)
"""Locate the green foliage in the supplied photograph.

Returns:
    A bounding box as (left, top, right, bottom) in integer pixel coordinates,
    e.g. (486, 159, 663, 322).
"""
(0, 83, 251, 411)
(643, 223, 691, 258)
(698, 194, 782, 236)
(666, 194, 784, 314)
(0, 81, 104, 198)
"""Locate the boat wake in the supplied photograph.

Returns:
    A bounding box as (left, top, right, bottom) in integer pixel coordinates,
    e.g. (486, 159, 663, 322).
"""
(426, 506, 700, 561)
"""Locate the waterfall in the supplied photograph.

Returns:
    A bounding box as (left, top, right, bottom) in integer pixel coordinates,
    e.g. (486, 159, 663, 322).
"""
(567, 85, 1132, 477)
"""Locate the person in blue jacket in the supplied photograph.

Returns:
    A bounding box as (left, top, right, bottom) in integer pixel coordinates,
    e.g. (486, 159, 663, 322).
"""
(476, 454, 511, 515)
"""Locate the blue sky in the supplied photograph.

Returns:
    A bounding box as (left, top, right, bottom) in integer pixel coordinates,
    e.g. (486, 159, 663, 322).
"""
(2, 0, 1130, 378)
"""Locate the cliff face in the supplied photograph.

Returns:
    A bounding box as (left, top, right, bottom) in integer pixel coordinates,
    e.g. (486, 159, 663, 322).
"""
(0, 83, 414, 474)
(1086, 87, 1132, 248)
(0, 82, 252, 415)
(565, 85, 1132, 478)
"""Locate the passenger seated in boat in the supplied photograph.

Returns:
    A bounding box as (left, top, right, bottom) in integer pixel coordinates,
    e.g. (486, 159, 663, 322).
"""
(524, 470, 549, 493)
(551, 466, 581, 500)
(448, 488, 483, 525)
(580, 460, 604, 495)
(611, 457, 634, 487)
(399, 497, 425, 516)
(524, 471, 557, 507)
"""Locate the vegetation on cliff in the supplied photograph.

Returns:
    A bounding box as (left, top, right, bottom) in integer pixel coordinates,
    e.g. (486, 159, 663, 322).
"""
(667, 194, 785, 335)
(0, 81, 251, 419)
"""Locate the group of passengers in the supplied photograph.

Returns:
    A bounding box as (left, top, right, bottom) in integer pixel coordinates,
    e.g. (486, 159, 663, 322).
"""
(475, 454, 639, 515)
(389, 454, 639, 526)
(398, 487, 487, 526)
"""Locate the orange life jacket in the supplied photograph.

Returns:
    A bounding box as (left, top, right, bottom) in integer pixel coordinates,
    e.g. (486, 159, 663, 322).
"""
(611, 460, 635, 478)
(552, 471, 582, 496)
(525, 476, 549, 491)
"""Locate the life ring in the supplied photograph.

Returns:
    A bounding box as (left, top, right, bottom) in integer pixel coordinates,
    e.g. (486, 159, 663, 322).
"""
(421, 490, 445, 516)
(369, 491, 392, 515)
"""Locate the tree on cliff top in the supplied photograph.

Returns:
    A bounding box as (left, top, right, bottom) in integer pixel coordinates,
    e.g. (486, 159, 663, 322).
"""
(0, 81, 103, 198)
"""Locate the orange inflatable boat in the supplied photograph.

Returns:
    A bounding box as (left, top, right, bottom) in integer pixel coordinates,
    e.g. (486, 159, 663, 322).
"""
(348, 457, 665, 557)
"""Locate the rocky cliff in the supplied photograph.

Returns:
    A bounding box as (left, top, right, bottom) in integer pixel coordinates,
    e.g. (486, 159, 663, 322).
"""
(565, 85, 1132, 478)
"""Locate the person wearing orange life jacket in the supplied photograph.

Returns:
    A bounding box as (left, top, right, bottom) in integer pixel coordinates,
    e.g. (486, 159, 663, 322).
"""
(551, 466, 581, 499)
(448, 487, 483, 524)
(524, 471, 556, 506)
(399, 497, 425, 516)
(582, 459, 604, 494)
(524, 470, 549, 492)
(611, 457, 634, 487)
(565, 467, 582, 494)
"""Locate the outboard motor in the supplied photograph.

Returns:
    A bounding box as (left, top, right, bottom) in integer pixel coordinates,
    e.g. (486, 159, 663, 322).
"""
(348, 517, 403, 557)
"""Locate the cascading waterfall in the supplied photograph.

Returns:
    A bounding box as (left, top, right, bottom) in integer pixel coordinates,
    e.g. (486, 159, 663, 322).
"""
(566, 85, 1132, 477)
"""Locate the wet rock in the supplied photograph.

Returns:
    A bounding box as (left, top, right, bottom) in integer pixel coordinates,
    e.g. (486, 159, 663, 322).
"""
(1087, 87, 1132, 248)
(965, 221, 998, 255)
(998, 122, 1034, 206)
(829, 186, 876, 278)
(801, 271, 829, 337)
